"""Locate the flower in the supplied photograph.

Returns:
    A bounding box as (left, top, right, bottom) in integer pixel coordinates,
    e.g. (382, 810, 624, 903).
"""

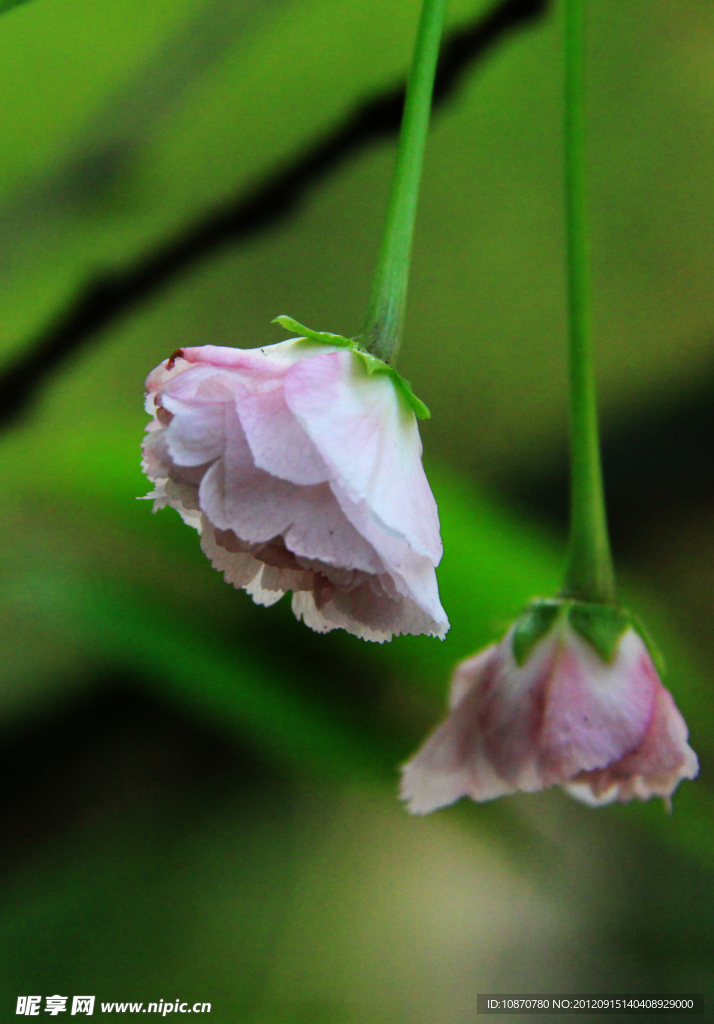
(141, 328, 448, 643)
(401, 601, 698, 812)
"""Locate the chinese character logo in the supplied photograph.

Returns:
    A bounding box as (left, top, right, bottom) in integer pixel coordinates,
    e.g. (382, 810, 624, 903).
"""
(16, 996, 95, 1017)
(70, 998, 94, 1016)
(45, 996, 68, 1016)
(16, 997, 41, 1016)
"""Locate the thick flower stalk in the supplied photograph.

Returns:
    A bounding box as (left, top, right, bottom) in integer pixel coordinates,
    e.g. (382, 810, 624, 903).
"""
(142, 328, 448, 642)
(402, 0, 697, 812)
(401, 600, 698, 811)
(140, 0, 448, 641)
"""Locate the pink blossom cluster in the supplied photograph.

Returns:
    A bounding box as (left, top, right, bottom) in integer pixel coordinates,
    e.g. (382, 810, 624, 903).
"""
(142, 337, 698, 811)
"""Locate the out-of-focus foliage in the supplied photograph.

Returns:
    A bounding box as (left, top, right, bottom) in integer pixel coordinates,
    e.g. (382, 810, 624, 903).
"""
(0, 0, 32, 15)
(1, 0, 714, 1019)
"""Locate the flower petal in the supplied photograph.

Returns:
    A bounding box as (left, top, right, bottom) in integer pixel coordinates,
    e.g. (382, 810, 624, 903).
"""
(162, 400, 228, 468)
(537, 627, 656, 784)
(199, 518, 262, 590)
(198, 403, 383, 572)
(449, 647, 499, 709)
(330, 493, 449, 637)
(235, 379, 330, 486)
(181, 338, 307, 374)
(284, 350, 442, 563)
(291, 591, 393, 643)
(566, 682, 699, 804)
(401, 645, 515, 813)
(476, 628, 558, 789)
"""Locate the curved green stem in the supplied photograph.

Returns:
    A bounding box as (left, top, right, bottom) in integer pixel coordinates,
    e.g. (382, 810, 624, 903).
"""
(560, 0, 616, 605)
(358, 0, 447, 365)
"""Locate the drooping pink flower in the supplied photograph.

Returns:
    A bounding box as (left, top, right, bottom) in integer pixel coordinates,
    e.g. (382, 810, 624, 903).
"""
(401, 607, 698, 811)
(141, 332, 448, 642)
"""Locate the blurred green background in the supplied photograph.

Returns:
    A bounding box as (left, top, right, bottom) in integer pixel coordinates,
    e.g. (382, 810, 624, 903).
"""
(0, 0, 713, 1019)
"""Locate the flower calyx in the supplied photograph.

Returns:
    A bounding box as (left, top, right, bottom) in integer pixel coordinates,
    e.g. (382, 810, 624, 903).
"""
(512, 597, 663, 671)
(273, 315, 430, 420)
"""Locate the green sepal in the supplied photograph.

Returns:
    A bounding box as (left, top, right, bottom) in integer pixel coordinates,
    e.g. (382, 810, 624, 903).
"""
(272, 315, 353, 349)
(512, 599, 563, 666)
(511, 595, 665, 673)
(629, 612, 666, 676)
(354, 349, 431, 420)
(272, 315, 431, 420)
(568, 602, 629, 663)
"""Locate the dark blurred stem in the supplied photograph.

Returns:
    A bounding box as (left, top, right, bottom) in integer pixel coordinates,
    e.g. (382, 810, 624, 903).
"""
(357, 0, 447, 365)
(560, 0, 616, 605)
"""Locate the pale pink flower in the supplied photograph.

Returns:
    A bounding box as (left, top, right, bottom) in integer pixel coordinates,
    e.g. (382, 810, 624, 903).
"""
(141, 334, 448, 642)
(401, 614, 698, 812)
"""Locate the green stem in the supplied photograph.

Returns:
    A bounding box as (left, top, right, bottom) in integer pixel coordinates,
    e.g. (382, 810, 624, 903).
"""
(358, 0, 447, 364)
(560, 0, 616, 605)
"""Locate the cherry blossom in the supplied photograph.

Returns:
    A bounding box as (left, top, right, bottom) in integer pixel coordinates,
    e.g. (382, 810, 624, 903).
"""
(142, 334, 448, 643)
(401, 609, 697, 811)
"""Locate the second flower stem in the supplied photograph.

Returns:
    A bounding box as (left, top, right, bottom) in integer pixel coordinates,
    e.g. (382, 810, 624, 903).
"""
(359, 0, 447, 365)
(561, 0, 616, 605)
